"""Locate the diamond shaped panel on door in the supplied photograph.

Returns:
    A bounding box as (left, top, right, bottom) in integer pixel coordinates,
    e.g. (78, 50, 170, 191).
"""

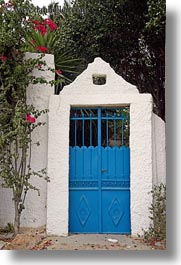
(108, 197, 124, 226)
(77, 195, 91, 226)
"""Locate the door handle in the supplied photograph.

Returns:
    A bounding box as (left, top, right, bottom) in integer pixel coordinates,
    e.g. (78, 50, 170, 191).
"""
(101, 169, 107, 173)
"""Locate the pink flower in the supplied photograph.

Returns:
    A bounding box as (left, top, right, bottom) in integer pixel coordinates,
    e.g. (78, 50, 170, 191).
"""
(38, 64, 42, 69)
(1, 54, 7, 61)
(26, 114, 36, 123)
(35, 24, 47, 36)
(56, 69, 62, 75)
(32, 20, 40, 25)
(35, 46, 48, 53)
(44, 18, 57, 32)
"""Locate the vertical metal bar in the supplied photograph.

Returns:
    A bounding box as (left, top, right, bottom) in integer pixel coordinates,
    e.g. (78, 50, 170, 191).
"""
(74, 112, 77, 146)
(89, 111, 93, 179)
(98, 107, 102, 232)
(106, 111, 108, 146)
(98, 107, 101, 147)
(81, 111, 85, 179)
(73, 111, 77, 180)
(82, 112, 84, 146)
(114, 111, 117, 180)
(121, 117, 124, 146)
(114, 112, 116, 146)
(90, 112, 92, 146)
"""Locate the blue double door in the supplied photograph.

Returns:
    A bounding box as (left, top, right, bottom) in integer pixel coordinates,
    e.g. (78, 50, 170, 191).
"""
(69, 107, 131, 233)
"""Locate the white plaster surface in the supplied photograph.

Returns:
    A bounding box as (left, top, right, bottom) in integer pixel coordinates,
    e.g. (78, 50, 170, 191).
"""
(130, 102, 153, 235)
(61, 57, 139, 96)
(0, 53, 54, 228)
(152, 113, 166, 184)
(0, 56, 166, 236)
(47, 57, 154, 236)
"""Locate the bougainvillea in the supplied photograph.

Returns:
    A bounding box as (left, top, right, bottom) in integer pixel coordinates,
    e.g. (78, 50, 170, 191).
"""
(0, 54, 7, 61)
(56, 69, 62, 75)
(0, 0, 50, 235)
(25, 16, 79, 93)
(35, 46, 48, 53)
(25, 16, 65, 88)
(26, 18, 59, 54)
(34, 23, 47, 36)
(25, 114, 36, 123)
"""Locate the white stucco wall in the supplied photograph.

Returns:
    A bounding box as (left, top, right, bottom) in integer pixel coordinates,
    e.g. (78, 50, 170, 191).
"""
(47, 58, 153, 236)
(0, 55, 166, 234)
(0, 53, 54, 228)
(152, 113, 166, 184)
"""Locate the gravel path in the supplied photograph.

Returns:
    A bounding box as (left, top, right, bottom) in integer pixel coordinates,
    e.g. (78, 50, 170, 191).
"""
(1, 228, 165, 250)
(42, 234, 152, 250)
(43, 234, 153, 251)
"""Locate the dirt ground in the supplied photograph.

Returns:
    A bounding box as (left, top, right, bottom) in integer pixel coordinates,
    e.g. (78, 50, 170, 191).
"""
(0, 227, 166, 251)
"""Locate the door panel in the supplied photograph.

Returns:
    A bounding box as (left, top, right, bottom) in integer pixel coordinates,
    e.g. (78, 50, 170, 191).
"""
(69, 107, 130, 233)
(69, 190, 99, 233)
(102, 190, 130, 233)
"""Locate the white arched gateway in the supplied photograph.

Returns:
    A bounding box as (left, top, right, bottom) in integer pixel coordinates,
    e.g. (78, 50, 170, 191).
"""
(46, 57, 153, 236)
(0, 55, 166, 235)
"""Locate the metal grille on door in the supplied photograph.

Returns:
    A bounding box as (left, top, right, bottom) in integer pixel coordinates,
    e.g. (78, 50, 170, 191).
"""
(69, 107, 130, 233)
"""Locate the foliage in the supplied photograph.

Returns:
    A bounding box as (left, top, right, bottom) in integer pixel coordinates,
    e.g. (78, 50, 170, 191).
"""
(57, 0, 166, 120)
(24, 4, 82, 94)
(47, 0, 65, 25)
(145, 0, 166, 32)
(0, 0, 37, 50)
(143, 0, 165, 118)
(143, 184, 166, 243)
(25, 18, 59, 54)
(60, 0, 146, 60)
(0, 222, 14, 233)
(0, 0, 50, 234)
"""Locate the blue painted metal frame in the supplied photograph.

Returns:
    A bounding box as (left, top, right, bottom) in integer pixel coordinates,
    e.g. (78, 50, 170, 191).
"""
(97, 107, 102, 231)
(70, 107, 129, 147)
(69, 107, 130, 234)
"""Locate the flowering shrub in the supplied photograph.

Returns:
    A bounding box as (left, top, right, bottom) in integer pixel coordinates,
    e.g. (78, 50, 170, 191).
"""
(0, 0, 51, 235)
(26, 18, 59, 55)
(34, 23, 47, 36)
(25, 15, 82, 94)
(25, 16, 67, 91)
(56, 69, 62, 75)
(0, 54, 7, 61)
(44, 18, 57, 32)
(35, 46, 48, 53)
(25, 114, 36, 123)
(32, 18, 57, 35)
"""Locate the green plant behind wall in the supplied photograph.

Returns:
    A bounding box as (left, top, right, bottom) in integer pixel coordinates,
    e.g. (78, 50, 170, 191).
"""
(24, 15, 82, 94)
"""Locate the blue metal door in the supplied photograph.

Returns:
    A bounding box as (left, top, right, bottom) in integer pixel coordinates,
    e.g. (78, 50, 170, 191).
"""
(69, 107, 130, 233)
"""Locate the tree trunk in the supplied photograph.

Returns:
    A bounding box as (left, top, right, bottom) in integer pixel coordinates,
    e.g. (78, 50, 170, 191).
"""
(14, 201, 20, 235)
